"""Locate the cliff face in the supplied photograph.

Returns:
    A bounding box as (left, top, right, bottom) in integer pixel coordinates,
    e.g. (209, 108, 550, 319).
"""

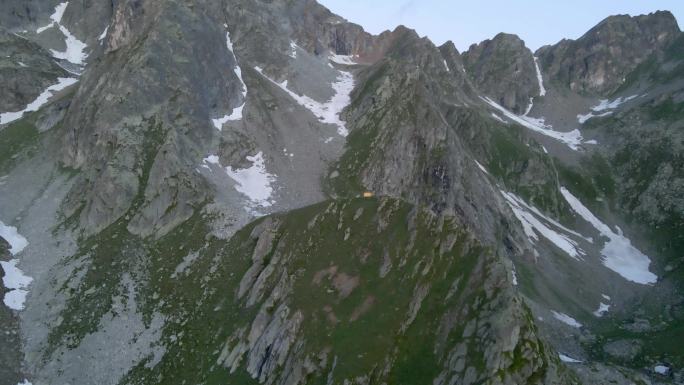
(463, 33, 541, 114)
(537, 11, 680, 95)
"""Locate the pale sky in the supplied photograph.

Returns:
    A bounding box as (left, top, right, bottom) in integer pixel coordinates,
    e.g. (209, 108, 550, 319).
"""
(317, 0, 684, 52)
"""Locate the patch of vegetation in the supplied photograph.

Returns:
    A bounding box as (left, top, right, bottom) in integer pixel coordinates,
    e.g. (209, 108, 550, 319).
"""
(108, 198, 560, 384)
(0, 116, 40, 174)
(585, 314, 684, 371)
(48, 116, 173, 351)
(617, 34, 684, 93)
(485, 121, 565, 215)
(554, 154, 616, 212)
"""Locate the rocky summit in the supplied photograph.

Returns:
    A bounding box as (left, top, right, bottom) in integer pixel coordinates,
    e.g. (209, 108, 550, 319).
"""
(0, 1, 682, 384)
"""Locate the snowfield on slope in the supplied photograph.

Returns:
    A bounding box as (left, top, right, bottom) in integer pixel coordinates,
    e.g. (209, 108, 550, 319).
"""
(212, 32, 248, 131)
(255, 66, 354, 137)
(560, 187, 657, 285)
(329, 53, 358, 65)
(501, 191, 586, 260)
(0, 77, 78, 125)
(552, 311, 582, 328)
(577, 95, 639, 123)
(36, 2, 89, 65)
(0, 220, 28, 254)
(0, 220, 32, 310)
(482, 97, 585, 150)
(593, 302, 610, 317)
(203, 152, 276, 215)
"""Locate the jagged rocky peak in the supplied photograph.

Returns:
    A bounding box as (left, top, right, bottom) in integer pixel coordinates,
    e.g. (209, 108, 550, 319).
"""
(58, 0, 246, 237)
(287, 1, 412, 64)
(439, 40, 467, 74)
(536, 10, 681, 95)
(329, 24, 539, 256)
(463, 32, 540, 114)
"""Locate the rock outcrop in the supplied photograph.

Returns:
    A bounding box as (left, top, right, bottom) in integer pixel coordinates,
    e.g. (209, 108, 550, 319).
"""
(121, 198, 576, 385)
(463, 33, 540, 114)
(537, 11, 681, 95)
(0, 28, 68, 112)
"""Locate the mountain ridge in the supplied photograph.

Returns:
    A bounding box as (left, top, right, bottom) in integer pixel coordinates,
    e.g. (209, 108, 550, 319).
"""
(0, 1, 682, 384)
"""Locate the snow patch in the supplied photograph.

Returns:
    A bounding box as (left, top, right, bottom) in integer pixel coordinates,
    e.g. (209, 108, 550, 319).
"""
(490, 112, 507, 124)
(593, 302, 610, 317)
(17, 380, 33, 385)
(577, 95, 638, 123)
(501, 191, 586, 260)
(36, 23, 55, 34)
(212, 105, 244, 130)
(533, 57, 546, 97)
(0, 221, 32, 311)
(482, 96, 584, 150)
(289, 41, 298, 58)
(511, 268, 518, 286)
(1, 259, 33, 310)
(443, 60, 450, 72)
(552, 311, 582, 328)
(474, 160, 489, 175)
(592, 95, 639, 112)
(654, 365, 670, 375)
(329, 53, 357, 65)
(38, 2, 89, 65)
(225, 152, 276, 211)
(523, 97, 534, 116)
(577, 111, 611, 124)
(560, 187, 657, 285)
(98, 26, 109, 42)
(203, 155, 220, 165)
(0, 221, 29, 255)
(213, 32, 248, 130)
(36, 2, 67, 33)
(559, 353, 582, 363)
(255, 66, 354, 137)
(204, 152, 276, 214)
(602, 294, 611, 301)
(1, 77, 78, 125)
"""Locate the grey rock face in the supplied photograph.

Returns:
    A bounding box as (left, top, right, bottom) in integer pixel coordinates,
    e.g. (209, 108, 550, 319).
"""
(0, 0, 61, 31)
(439, 40, 469, 85)
(537, 11, 681, 95)
(603, 339, 643, 361)
(207, 199, 574, 385)
(59, 0, 233, 237)
(463, 33, 540, 114)
(0, 28, 67, 112)
(60, 0, 112, 47)
(331, 26, 554, 257)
